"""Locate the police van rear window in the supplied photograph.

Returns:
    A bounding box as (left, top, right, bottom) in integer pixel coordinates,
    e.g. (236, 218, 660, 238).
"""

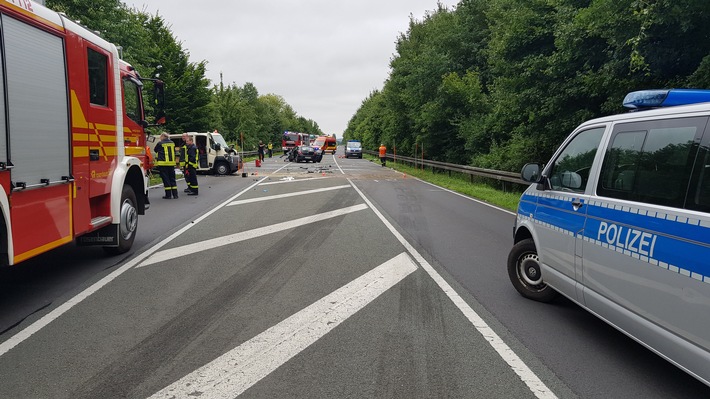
(597, 117, 708, 210)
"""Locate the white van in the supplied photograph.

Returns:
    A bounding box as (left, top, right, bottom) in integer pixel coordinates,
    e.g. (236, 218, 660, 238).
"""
(148, 131, 242, 175)
(509, 89, 710, 387)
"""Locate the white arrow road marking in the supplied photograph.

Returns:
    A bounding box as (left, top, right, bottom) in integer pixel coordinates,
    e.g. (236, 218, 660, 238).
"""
(148, 252, 418, 399)
(138, 204, 368, 268)
(227, 185, 350, 206)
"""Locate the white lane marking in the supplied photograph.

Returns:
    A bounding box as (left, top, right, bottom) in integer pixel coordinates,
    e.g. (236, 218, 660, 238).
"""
(347, 179, 557, 399)
(227, 185, 350, 207)
(149, 252, 418, 399)
(260, 176, 330, 185)
(139, 204, 368, 267)
(334, 156, 345, 175)
(0, 177, 270, 358)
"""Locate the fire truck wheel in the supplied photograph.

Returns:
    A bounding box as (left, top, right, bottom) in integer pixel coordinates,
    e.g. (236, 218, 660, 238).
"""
(104, 185, 137, 255)
(215, 162, 229, 175)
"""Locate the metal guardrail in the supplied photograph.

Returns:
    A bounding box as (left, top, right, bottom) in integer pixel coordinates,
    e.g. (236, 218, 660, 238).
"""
(363, 150, 527, 187)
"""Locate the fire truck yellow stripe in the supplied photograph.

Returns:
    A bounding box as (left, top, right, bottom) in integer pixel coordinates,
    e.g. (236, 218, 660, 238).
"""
(14, 235, 73, 263)
(70, 91, 89, 129)
(74, 147, 89, 157)
(125, 147, 144, 156)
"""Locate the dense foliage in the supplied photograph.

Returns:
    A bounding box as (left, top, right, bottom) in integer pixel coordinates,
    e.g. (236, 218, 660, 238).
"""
(46, 0, 323, 149)
(344, 0, 710, 171)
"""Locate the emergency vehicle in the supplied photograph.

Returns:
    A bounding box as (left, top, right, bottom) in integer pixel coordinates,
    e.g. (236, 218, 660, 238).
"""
(0, 0, 164, 265)
(312, 136, 337, 155)
(147, 131, 242, 175)
(281, 131, 309, 155)
(510, 89, 710, 386)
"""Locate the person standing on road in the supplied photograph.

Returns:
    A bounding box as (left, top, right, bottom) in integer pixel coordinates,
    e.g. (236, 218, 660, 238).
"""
(267, 141, 273, 158)
(179, 133, 190, 193)
(258, 140, 266, 162)
(184, 135, 199, 195)
(379, 143, 387, 167)
(155, 132, 178, 199)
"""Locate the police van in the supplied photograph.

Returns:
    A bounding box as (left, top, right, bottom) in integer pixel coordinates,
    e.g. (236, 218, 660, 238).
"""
(509, 89, 710, 387)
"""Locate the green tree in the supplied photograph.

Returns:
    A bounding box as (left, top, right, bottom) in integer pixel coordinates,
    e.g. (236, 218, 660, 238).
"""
(46, 0, 213, 134)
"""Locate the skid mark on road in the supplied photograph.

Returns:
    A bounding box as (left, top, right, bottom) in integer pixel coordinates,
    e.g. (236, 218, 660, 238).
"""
(138, 204, 368, 267)
(149, 252, 418, 399)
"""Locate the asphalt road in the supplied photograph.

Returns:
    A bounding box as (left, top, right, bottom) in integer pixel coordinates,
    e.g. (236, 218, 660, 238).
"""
(0, 151, 707, 398)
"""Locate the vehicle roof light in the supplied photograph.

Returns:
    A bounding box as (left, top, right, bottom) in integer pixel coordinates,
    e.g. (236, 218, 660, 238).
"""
(623, 89, 710, 109)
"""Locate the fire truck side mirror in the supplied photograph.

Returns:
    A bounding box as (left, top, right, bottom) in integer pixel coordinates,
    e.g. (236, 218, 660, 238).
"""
(153, 80, 165, 125)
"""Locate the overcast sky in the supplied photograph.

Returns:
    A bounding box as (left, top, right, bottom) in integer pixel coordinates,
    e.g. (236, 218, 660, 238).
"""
(132, 0, 459, 136)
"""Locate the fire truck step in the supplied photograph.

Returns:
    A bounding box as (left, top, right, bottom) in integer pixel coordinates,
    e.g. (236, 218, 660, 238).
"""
(90, 216, 112, 229)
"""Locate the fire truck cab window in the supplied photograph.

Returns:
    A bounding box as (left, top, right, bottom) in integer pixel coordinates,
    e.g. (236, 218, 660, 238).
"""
(123, 78, 141, 124)
(88, 48, 107, 106)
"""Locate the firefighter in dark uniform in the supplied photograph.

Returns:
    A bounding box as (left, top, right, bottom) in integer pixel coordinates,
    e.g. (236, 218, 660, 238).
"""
(179, 133, 190, 193)
(185, 135, 199, 195)
(155, 132, 178, 199)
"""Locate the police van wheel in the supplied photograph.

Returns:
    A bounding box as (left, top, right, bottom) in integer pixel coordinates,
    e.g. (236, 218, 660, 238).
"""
(104, 185, 137, 255)
(507, 238, 557, 302)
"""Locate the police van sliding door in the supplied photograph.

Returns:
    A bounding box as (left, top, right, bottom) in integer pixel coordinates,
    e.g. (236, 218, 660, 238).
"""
(2, 14, 72, 262)
(584, 117, 710, 370)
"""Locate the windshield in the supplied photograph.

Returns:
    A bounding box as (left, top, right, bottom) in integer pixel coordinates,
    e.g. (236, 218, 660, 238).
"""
(348, 142, 361, 148)
(313, 138, 325, 147)
(284, 132, 299, 142)
(211, 133, 229, 148)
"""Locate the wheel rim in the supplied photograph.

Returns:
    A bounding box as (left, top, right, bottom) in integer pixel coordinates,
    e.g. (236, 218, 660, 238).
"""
(119, 197, 137, 240)
(518, 252, 544, 287)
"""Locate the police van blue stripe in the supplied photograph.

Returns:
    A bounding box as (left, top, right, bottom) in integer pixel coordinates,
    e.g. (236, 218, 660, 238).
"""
(519, 192, 710, 284)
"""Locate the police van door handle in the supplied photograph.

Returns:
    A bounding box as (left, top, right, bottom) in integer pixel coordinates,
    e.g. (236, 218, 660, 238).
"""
(572, 199, 583, 211)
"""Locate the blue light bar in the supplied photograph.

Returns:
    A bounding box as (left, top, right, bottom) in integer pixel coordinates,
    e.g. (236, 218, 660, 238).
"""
(623, 89, 710, 109)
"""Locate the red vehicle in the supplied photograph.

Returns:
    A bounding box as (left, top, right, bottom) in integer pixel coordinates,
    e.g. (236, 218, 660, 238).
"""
(0, 0, 164, 265)
(281, 131, 309, 155)
(312, 136, 337, 155)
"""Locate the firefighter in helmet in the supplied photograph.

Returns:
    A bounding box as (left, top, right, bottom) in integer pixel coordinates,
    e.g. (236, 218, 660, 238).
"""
(154, 132, 178, 199)
(180, 133, 189, 193)
(184, 135, 199, 195)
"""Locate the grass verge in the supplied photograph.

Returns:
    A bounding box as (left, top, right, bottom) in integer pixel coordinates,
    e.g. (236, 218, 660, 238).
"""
(364, 155, 522, 212)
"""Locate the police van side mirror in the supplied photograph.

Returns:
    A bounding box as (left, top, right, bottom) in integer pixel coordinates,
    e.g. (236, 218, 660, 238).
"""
(521, 163, 543, 183)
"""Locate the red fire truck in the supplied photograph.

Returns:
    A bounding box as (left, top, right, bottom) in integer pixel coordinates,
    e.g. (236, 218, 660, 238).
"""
(281, 131, 309, 155)
(0, 0, 165, 265)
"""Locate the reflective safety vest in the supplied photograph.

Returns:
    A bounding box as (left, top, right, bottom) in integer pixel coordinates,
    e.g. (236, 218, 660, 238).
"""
(379, 146, 386, 157)
(155, 139, 176, 167)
